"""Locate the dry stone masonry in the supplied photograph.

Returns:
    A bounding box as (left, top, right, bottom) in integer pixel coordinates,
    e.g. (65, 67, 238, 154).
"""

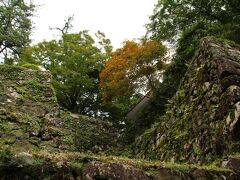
(134, 37, 240, 164)
(0, 65, 118, 153)
(0, 38, 240, 179)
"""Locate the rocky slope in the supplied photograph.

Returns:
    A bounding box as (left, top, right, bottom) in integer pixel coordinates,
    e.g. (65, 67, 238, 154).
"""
(134, 37, 240, 165)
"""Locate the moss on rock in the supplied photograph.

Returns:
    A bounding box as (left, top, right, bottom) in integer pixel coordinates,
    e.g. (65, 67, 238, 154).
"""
(134, 37, 240, 164)
(1, 40, 240, 179)
(0, 65, 119, 154)
(0, 149, 235, 180)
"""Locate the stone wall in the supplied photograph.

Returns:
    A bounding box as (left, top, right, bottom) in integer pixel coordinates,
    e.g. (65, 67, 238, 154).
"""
(0, 65, 66, 152)
(134, 37, 240, 163)
(0, 44, 238, 180)
(0, 65, 118, 153)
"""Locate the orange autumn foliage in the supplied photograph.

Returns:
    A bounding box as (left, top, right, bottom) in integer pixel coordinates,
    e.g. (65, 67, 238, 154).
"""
(100, 40, 167, 103)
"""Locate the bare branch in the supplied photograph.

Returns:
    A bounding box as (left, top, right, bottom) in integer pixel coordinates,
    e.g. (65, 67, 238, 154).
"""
(49, 15, 74, 35)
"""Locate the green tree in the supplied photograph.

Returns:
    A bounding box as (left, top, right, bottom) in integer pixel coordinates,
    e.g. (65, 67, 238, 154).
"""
(0, 0, 35, 63)
(20, 30, 112, 117)
(148, 0, 240, 43)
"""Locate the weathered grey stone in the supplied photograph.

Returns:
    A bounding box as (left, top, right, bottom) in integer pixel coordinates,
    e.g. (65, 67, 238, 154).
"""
(221, 157, 240, 178)
(217, 58, 240, 79)
(0, 65, 118, 154)
(134, 37, 240, 164)
(83, 162, 150, 180)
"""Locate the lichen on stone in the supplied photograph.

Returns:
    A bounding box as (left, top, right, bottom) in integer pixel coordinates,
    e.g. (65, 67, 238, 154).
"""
(134, 37, 240, 164)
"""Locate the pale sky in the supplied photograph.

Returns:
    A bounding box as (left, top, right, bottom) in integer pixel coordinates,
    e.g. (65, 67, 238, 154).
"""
(31, 0, 157, 49)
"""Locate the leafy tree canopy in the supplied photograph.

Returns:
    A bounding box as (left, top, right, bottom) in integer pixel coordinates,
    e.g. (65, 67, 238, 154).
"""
(148, 0, 240, 43)
(20, 30, 113, 117)
(99, 40, 167, 105)
(0, 0, 35, 63)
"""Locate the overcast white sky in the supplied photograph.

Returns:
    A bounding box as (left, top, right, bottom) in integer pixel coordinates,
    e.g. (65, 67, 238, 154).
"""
(31, 0, 157, 49)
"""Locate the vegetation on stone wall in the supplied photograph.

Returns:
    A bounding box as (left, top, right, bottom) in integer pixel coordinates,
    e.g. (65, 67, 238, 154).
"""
(134, 37, 240, 164)
(1, 0, 240, 178)
(125, 0, 240, 143)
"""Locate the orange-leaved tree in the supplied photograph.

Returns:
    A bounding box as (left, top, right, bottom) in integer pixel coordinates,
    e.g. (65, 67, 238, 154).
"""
(99, 40, 167, 104)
